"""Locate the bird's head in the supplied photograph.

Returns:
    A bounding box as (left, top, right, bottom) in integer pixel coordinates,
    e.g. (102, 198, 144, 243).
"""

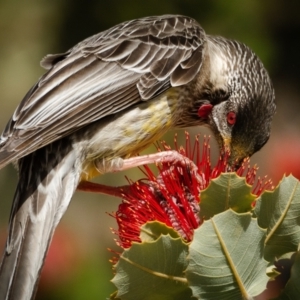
(209, 92, 275, 169)
(204, 37, 276, 169)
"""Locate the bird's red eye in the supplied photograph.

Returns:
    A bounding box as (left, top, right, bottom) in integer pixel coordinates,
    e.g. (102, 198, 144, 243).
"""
(227, 111, 236, 125)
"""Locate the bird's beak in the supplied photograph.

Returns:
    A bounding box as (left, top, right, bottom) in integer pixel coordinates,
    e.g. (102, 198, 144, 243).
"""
(222, 137, 248, 171)
(223, 137, 231, 152)
(222, 137, 234, 171)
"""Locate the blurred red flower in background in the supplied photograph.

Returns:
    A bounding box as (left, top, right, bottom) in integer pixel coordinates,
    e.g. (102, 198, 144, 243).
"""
(267, 134, 300, 185)
(37, 227, 82, 293)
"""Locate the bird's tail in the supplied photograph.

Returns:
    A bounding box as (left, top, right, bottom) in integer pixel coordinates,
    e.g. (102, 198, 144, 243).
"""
(0, 140, 80, 300)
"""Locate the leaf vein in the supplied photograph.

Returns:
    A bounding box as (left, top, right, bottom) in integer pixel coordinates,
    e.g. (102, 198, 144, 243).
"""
(120, 255, 188, 283)
(265, 180, 299, 245)
(212, 217, 251, 300)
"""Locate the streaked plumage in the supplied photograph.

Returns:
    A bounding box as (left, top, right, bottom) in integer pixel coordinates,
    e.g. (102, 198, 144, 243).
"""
(0, 15, 275, 299)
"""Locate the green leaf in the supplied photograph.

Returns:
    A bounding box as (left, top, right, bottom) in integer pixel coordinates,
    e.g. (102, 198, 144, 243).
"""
(111, 223, 191, 300)
(277, 249, 300, 299)
(186, 209, 268, 300)
(200, 173, 255, 219)
(139, 221, 180, 242)
(254, 175, 300, 261)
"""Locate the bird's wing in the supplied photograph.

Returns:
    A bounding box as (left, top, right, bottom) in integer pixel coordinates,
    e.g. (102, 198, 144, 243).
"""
(0, 15, 205, 168)
(0, 139, 81, 299)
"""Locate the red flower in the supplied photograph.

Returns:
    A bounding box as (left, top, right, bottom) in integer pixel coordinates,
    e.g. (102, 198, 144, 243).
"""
(111, 133, 273, 249)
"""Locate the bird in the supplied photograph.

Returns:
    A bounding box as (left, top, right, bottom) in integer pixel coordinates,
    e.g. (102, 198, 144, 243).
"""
(0, 15, 275, 299)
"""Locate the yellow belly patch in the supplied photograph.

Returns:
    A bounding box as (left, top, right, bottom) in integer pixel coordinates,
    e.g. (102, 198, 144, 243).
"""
(79, 89, 180, 181)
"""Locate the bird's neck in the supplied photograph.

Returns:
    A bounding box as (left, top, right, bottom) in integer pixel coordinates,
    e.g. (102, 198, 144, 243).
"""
(205, 37, 231, 90)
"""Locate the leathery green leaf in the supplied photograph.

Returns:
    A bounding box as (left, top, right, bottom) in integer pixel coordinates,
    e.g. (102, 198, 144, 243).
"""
(255, 175, 300, 261)
(139, 221, 180, 242)
(111, 222, 191, 300)
(200, 173, 255, 220)
(187, 209, 268, 300)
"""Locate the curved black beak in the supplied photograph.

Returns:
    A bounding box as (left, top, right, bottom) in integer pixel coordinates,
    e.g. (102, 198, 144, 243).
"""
(222, 137, 249, 172)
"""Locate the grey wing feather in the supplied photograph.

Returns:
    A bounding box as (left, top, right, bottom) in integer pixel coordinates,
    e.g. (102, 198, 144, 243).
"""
(0, 15, 206, 168)
(0, 141, 80, 299)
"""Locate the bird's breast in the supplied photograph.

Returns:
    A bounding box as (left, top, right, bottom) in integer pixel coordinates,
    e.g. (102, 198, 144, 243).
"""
(75, 89, 181, 180)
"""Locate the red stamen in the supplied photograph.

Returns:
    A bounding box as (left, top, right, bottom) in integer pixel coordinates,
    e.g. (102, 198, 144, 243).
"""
(110, 134, 273, 250)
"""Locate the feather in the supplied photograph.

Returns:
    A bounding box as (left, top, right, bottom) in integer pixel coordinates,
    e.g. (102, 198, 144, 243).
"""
(0, 140, 79, 299)
(0, 15, 205, 169)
